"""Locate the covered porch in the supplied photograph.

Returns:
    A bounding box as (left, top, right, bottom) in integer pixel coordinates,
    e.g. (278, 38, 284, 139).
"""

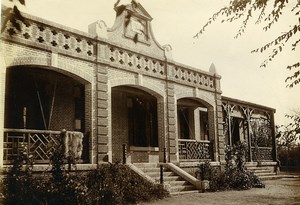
(177, 98, 215, 162)
(222, 96, 277, 163)
(3, 66, 92, 165)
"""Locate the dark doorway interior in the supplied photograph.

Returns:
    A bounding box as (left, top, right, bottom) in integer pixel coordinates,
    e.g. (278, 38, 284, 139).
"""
(5, 67, 85, 131)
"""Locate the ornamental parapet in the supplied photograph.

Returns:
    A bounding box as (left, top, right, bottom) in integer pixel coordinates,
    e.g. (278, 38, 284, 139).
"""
(1, 6, 221, 93)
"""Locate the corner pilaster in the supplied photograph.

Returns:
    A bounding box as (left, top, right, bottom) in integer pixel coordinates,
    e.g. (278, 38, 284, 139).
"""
(166, 82, 178, 162)
(96, 65, 109, 163)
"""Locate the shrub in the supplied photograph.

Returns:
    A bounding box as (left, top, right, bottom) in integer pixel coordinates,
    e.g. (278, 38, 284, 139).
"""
(85, 163, 168, 205)
(196, 142, 265, 191)
(2, 147, 168, 205)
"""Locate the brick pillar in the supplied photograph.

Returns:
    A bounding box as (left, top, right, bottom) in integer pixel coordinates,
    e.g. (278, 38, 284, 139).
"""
(96, 65, 109, 163)
(0, 57, 6, 168)
(166, 83, 177, 162)
(213, 73, 225, 165)
(215, 94, 226, 164)
(157, 99, 166, 162)
(194, 108, 201, 141)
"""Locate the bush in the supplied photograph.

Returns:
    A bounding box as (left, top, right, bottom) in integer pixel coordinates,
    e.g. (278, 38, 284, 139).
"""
(2, 148, 168, 205)
(278, 145, 300, 171)
(85, 163, 168, 205)
(196, 142, 265, 191)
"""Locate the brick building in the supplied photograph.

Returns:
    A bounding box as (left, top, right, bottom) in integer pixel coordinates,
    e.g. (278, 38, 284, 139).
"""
(0, 1, 277, 192)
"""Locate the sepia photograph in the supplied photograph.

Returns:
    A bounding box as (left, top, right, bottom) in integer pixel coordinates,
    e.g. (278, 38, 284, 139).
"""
(0, 0, 299, 204)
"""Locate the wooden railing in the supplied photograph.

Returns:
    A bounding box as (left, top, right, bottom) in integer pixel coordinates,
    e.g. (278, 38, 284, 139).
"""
(3, 128, 62, 164)
(178, 139, 212, 161)
(251, 146, 273, 161)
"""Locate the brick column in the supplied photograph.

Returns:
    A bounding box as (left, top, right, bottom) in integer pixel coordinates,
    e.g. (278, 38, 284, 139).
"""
(194, 108, 201, 141)
(213, 73, 225, 165)
(157, 99, 166, 162)
(215, 94, 226, 164)
(0, 57, 6, 168)
(96, 65, 109, 163)
(166, 83, 177, 162)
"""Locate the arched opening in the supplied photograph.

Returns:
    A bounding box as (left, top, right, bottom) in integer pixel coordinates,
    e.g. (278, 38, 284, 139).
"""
(4, 67, 90, 163)
(111, 86, 159, 163)
(177, 98, 213, 161)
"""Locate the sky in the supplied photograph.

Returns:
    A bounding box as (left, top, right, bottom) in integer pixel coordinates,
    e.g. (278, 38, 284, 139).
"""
(1, 0, 299, 125)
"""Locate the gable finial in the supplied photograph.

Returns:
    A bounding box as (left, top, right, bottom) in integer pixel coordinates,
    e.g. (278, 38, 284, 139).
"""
(209, 63, 217, 74)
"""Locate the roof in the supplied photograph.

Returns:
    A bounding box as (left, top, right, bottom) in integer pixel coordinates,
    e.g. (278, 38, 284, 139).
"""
(222, 96, 276, 113)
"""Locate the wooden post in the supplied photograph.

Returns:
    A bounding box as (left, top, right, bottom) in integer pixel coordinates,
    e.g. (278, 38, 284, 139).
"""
(242, 107, 253, 162)
(163, 147, 166, 163)
(160, 164, 164, 184)
(122, 144, 126, 164)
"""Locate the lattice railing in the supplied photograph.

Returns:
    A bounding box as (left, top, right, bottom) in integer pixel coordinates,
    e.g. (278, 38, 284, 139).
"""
(251, 146, 273, 161)
(3, 128, 62, 164)
(178, 139, 212, 161)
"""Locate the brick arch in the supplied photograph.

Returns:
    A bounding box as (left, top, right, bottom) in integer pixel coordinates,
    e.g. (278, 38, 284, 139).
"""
(5, 56, 93, 84)
(176, 91, 215, 108)
(109, 77, 164, 99)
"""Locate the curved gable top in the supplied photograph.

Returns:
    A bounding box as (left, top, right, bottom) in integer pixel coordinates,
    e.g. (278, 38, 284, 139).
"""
(115, 1, 153, 21)
(106, 1, 165, 59)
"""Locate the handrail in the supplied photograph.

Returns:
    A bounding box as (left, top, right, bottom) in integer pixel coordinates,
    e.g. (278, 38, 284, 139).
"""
(178, 139, 210, 143)
(4, 128, 61, 135)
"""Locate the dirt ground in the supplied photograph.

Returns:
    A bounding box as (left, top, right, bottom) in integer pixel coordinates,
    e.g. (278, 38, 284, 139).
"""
(142, 177, 300, 205)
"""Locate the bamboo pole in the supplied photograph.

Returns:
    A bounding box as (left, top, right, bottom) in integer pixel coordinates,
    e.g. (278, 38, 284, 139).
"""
(34, 78, 47, 130)
(48, 79, 57, 130)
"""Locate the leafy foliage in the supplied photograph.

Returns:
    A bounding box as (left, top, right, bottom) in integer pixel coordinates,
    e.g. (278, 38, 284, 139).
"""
(277, 111, 300, 170)
(85, 163, 168, 205)
(277, 145, 300, 170)
(276, 111, 300, 148)
(196, 142, 265, 191)
(195, 0, 300, 88)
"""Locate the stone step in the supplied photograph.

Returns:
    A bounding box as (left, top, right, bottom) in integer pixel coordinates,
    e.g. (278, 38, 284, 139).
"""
(255, 172, 276, 177)
(170, 185, 196, 192)
(167, 180, 191, 186)
(246, 166, 270, 170)
(133, 163, 158, 168)
(147, 171, 176, 178)
(138, 167, 160, 173)
(133, 163, 198, 194)
(152, 175, 182, 182)
(171, 190, 199, 195)
(247, 168, 272, 173)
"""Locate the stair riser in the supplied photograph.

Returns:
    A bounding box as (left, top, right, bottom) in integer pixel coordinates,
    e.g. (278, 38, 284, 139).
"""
(255, 173, 276, 176)
(147, 172, 176, 177)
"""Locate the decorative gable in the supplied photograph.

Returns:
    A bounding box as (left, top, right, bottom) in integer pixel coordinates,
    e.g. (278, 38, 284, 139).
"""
(115, 1, 152, 44)
(89, 1, 167, 59)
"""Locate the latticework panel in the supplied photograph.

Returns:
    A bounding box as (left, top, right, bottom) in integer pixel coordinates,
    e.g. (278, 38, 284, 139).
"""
(251, 147, 273, 161)
(178, 140, 212, 160)
(3, 129, 62, 164)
